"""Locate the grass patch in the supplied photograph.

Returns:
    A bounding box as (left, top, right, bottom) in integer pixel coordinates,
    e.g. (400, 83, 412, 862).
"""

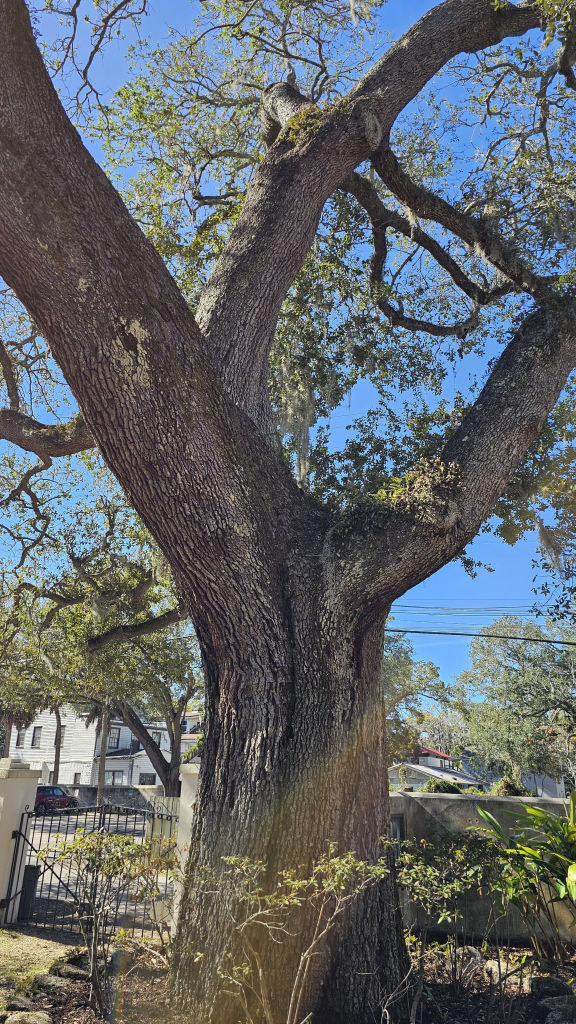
(0, 928, 77, 1007)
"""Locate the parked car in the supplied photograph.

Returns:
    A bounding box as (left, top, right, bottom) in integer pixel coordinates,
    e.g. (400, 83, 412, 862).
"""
(34, 785, 78, 815)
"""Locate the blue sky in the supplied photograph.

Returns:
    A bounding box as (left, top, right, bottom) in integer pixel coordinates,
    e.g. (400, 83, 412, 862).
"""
(43, 0, 547, 685)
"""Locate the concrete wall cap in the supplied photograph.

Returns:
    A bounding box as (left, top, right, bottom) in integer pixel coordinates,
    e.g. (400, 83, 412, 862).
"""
(0, 758, 42, 780)
(180, 764, 200, 776)
(390, 792, 564, 803)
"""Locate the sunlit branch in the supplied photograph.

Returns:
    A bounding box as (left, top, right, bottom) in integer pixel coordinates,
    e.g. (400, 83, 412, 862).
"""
(86, 603, 187, 654)
(0, 409, 95, 457)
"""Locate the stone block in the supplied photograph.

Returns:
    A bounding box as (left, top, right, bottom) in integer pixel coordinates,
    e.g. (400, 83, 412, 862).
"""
(33, 976, 70, 992)
(5, 1013, 53, 1024)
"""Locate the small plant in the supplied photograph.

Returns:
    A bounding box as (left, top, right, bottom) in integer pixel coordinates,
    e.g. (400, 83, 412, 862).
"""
(397, 832, 502, 1021)
(39, 828, 179, 1017)
(203, 844, 391, 1024)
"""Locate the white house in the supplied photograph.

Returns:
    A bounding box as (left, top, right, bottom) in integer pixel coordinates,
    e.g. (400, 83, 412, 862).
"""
(8, 705, 202, 789)
(388, 761, 485, 791)
(389, 743, 566, 797)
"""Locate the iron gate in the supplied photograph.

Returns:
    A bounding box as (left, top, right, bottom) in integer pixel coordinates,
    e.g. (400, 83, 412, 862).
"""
(2, 803, 179, 937)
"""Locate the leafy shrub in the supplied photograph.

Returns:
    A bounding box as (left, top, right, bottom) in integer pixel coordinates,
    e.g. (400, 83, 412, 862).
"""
(490, 776, 529, 796)
(39, 829, 179, 1015)
(477, 792, 576, 961)
(420, 778, 461, 794)
(199, 844, 391, 1024)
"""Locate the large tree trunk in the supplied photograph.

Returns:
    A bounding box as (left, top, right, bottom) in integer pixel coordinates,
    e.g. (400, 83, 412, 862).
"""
(172, 567, 409, 1023)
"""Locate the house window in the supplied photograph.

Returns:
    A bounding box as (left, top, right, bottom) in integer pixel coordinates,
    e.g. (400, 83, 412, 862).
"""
(151, 732, 161, 745)
(104, 770, 123, 785)
(31, 726, 42, 748)
(73, 772, 81, 785)
(108, 727, 121, 749)
(54, 726, 66, 746)
(139, 773, 156, 786)
(15, 728, 25, 747)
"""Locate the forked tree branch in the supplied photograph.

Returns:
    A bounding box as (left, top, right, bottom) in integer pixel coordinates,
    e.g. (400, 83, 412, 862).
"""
(196, 0, 542, 425)
(343, 171, 512, 338)
(371, 147, 552, 302)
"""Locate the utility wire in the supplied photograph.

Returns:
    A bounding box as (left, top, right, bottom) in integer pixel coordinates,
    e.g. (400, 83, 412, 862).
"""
(385, 628, 576, 647)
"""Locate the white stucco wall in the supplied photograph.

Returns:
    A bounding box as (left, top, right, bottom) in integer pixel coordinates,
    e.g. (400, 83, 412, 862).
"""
(0, 758, 42, 924)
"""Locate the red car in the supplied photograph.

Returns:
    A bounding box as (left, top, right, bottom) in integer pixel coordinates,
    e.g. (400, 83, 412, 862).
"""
(34, 785, 78, 815)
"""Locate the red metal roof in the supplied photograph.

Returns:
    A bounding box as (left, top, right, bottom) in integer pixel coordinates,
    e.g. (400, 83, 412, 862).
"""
(420, 745, 454, 759)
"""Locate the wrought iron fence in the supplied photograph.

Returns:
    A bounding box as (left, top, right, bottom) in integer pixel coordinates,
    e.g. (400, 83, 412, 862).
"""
(2, 804, 179, 938)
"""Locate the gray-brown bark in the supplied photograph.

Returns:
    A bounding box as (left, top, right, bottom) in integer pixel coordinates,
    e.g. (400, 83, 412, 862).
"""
(0, 409, 95, 457)
(0, 0, 575, 1020)
(96, 709, 109, 805)
(52, 706, 62, 786)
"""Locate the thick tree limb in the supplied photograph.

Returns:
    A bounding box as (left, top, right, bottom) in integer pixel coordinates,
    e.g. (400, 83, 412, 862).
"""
(0, 337, 19, 410)
(336, 298, 576, 617)
(86, 605, 187, 654)
(197, 0, 541, 423)
(0, 0, 309, 670)
(0, 409, 95, 456)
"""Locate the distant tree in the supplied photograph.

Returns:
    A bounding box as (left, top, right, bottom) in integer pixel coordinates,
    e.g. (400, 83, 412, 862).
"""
(420, 709, 470, 759)
(455, 618, 576, 787)
(382, 632, 445, 765)
(466, 701, 561, 786)
(0, 619, 204, 794)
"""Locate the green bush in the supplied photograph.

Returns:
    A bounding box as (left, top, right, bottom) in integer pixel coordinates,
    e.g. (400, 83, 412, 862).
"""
(490, 776, 529, 796)
(420, 778, 461, 794)
(477, 791, 576, 961)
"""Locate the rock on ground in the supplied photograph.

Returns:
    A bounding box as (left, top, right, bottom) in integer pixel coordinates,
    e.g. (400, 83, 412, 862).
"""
(4, 1013, 53, 1024)
(540, 995, 576, 1024)
(5, 998, 32, 1012)
(53, 966, 89, 982)
(34, 976, 70, 993)
(532, 978, 574, 999)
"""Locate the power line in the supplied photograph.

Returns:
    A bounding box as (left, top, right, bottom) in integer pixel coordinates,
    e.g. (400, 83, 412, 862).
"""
(385, 628, 576, 647)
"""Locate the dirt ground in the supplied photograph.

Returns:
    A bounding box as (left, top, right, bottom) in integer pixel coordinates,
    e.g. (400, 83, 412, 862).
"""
(3, 927, 576, 1024)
